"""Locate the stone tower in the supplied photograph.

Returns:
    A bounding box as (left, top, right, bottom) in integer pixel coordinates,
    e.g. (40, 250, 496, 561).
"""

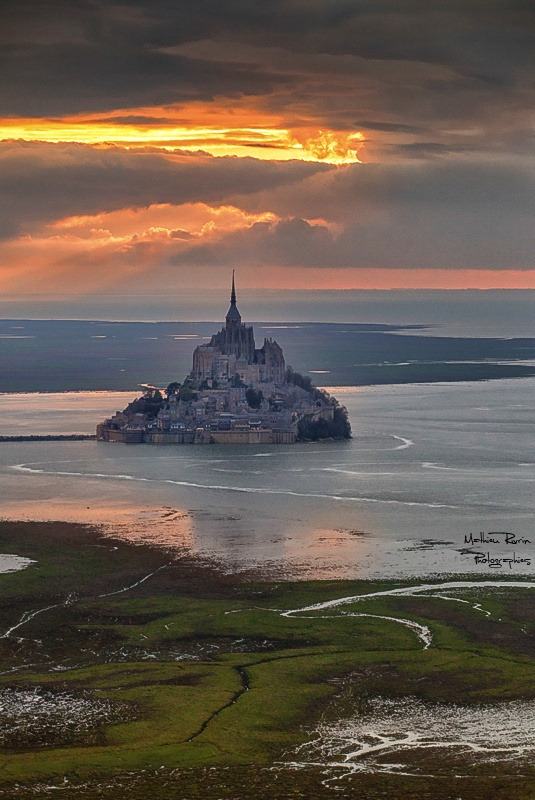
(191, 273, 285, 386)
(212, 271, 256, 362)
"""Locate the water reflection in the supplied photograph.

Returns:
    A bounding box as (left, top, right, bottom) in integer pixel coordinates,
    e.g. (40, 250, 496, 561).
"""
(0, 381, 534, 579)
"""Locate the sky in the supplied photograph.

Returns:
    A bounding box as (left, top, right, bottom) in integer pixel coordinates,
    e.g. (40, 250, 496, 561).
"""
(1, 0, 534, 320)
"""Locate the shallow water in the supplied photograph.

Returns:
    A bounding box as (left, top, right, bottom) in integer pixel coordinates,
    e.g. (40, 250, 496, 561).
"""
(285, 695, 535, 779)
(0, 391, 133, 436)
(0, 380, 533, 579)
(0, 555, 33, 574)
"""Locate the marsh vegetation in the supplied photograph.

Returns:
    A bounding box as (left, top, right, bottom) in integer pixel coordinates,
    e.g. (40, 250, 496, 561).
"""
(0, 521, 534, 799)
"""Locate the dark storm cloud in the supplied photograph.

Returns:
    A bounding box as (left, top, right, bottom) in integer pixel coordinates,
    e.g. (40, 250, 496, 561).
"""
(0, 141, 329, 237)
(1, 0, 532, 130)
(394, 142, 472, 157)
(231, 156, 535, 221)
(177, 217, 335, 269)
(1, 1, 534, 279)
(354, 122, 426, 134)
(4, 139, 532, 273)
(0, 44, 287, 116)
(0, 0, 297, 114)
(176, 160, 535, 269)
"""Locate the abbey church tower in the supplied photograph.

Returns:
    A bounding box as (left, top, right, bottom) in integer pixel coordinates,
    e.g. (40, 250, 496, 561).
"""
(216, 271, 256, 363)
(191, 273, 285, 386)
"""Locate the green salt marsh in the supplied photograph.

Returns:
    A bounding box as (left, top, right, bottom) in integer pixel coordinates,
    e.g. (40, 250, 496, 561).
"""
(0, 520, 534, 799)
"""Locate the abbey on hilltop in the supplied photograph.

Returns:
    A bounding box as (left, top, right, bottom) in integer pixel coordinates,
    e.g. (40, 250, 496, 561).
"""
(192, 272, 286, 387)
(97, 276, 350, 445)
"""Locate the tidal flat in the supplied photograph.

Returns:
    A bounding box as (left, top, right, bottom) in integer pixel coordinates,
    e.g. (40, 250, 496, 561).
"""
(0, 520, 535, 800)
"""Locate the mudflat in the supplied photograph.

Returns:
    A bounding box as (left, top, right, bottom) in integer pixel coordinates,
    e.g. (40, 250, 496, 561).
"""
(0, 520, 534, 800)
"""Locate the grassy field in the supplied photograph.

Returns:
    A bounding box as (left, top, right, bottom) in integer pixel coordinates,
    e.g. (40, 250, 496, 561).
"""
(0, 520, 534, 799)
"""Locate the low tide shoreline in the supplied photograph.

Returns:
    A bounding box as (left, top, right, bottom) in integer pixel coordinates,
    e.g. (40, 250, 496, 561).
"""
(0, 434, 96, 442)
(1, 519, 535, 800)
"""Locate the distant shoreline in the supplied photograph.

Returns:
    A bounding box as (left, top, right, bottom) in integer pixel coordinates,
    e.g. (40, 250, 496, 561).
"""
(0, 434, 96, 442)
(2, 318, 535, 393)
(2, 366, 535, 396)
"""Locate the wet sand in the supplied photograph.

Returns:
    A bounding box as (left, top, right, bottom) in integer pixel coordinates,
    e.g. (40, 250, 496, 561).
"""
(1, 519, 534, 799)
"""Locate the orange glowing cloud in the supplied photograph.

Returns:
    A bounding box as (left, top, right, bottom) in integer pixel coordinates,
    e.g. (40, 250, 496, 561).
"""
(2, 187, 534, 298)
(2, 219, 534, 297)
(0, 101, 363, 164)
(51, 203, 278, 239)
(0, 203, 284, 295)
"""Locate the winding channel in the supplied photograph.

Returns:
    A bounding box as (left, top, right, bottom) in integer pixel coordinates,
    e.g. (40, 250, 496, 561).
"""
(282, 580, 535, 649)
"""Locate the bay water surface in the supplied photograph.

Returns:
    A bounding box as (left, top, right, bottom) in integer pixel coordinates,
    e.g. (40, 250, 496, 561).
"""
(1, 379, 533, 579)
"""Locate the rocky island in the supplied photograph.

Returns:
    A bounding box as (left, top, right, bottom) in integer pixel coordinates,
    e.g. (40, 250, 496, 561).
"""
(97, 275, 350, 445)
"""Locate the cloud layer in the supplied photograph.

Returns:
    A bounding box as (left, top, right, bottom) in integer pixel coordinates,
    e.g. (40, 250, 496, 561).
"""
(1, 1, 534, 299)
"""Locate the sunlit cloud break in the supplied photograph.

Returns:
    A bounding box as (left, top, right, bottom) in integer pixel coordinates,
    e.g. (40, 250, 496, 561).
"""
(0, 117, 362, 164)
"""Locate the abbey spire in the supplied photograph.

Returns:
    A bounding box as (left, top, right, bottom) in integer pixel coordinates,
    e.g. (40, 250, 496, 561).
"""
(225, 270, 241, 325)
(231, 270, 236, 305)
(191, 274, 285, 383)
